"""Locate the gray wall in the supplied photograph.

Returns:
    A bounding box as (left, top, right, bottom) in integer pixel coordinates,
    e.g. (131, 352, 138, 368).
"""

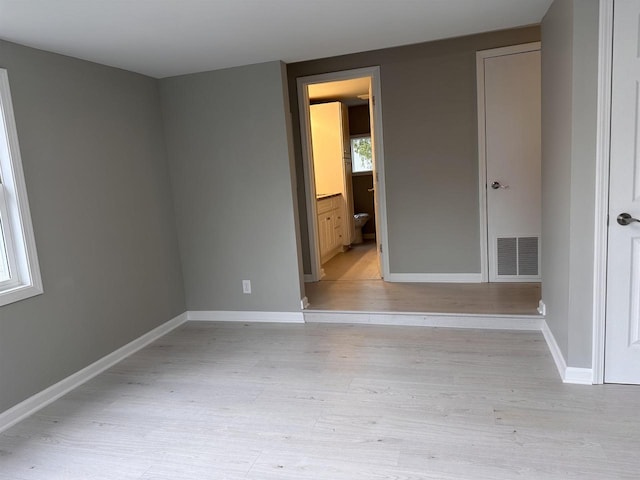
(541, 0, 573, 364)
(288, 26, 541, 275)
(160, 61, 303, 312)
(541, 0, 599, 368)
(0, 40, 186, 413)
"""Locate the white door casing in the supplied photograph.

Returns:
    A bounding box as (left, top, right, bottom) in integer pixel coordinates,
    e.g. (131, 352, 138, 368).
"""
(297, 67, 389, 282)
(605, 0, 640, 384)
(477, 44, 542, 283)
(368, 79, 384, 277)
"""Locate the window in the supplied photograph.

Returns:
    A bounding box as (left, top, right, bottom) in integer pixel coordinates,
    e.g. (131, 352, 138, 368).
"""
(0, 69, 43, 306)
(350, 135, 373, 173)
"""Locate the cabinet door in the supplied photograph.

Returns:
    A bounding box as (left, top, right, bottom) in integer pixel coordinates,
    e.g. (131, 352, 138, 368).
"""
(334, 224, 343, 249)
(317, 215, 327, 257)
(332, 207, 343, 250)
(326, 216, 334, 254)
(325, 213, 334, 252)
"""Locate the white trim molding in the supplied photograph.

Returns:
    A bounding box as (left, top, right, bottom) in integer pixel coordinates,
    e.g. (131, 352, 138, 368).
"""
(541, 320, 593, 385)
(0, 69, 43, 306)
(541, 320, 567, 380)
(385, 273, 482, 283)
(304, 310, 543, 330)
(297, 76, 322, 282)
(0, 312, 188, 434)
(564, 368, 595, 385)
(476, 42, 541, 283)
(188, 310, 305, 323)
(592, 0, 614, 385)
(297, 66, 390, 282)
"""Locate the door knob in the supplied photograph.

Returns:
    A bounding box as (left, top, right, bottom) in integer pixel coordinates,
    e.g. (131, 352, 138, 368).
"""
(617, 213, 640, 226)
(491, 181, 509, 190)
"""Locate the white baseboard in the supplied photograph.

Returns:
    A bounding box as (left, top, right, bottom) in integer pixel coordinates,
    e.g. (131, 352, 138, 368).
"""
(188, 310, 305, 323)
(564, 367, 594, 384)
(303, 274, 314, 282)
(541, 320, 567, 379)
(0, 312, 188, 434)
(304, 310, 543, 330)
(541, 320, 593, 384)
(384, 273, 483, 283)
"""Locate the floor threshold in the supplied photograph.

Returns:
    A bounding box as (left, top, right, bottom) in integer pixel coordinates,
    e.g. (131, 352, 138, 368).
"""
(303, 309, 544, 331)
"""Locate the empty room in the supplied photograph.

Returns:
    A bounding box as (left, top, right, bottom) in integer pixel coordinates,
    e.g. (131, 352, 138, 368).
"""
(0, 0, 638, 478)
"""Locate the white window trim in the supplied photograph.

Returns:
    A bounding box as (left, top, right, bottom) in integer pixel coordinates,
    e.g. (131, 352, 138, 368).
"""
(0, 182, 21, 287)
(0, 68, 43, 306)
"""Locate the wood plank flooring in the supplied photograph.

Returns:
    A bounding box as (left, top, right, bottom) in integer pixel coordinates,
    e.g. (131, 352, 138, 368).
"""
(314, 240, 540, 315)
(305, 281, 541, 315)
(1, 322, 638, 479)
(322, 241, 380, 280)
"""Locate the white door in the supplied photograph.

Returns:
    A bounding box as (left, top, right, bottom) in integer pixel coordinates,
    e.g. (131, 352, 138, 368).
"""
(482, 47, 541, 282)
(340, 103, 355, 246)
(605, 0, 640, 384)
(368, 79, 383, 277)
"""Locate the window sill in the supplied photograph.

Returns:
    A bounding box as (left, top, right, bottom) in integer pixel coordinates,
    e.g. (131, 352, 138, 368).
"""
(0, 283, 43, 308)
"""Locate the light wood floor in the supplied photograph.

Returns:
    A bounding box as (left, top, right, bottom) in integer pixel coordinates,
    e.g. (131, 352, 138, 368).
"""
(1, 322, 638, 479)
(315, 241, 540, 315)
(322, 241, 380, 281)
(306, 281, 541, 315)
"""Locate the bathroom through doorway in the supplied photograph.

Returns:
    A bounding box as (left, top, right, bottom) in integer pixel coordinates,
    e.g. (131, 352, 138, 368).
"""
(297, 67, 541, 317)
(298, 67, 388, 284)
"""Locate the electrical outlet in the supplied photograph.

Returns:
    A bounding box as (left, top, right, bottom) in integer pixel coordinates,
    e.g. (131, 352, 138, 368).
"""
(242, 280, 251, 294)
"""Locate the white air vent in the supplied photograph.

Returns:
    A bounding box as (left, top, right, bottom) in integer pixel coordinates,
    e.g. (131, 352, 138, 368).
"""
(496, 236, 539, 277)
(497, 237, 517, 276)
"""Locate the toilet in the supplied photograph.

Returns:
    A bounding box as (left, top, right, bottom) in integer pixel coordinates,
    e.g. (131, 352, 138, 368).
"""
(353, 213, 370, 244)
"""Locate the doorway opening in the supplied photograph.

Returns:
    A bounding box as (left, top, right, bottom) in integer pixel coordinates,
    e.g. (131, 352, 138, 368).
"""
(298, 67, 389, 285)
(297, 62, 541, 316)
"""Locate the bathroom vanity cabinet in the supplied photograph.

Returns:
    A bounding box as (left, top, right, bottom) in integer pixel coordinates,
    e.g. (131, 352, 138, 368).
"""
(317, 194, 344, 264)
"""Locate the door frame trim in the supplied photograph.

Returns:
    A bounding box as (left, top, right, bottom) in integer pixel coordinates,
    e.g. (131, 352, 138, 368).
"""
(297, 66, 389, 282)
(592, 0, 614, 385)
(476, 42, 541, 283)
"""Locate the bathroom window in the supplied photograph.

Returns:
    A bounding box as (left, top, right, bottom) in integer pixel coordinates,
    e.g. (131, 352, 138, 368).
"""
(350, 135, 373, 173)
(0, 69, 43, 307)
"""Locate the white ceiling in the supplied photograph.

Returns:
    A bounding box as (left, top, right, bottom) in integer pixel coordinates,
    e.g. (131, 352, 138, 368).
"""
(0, 0, 553, 79)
